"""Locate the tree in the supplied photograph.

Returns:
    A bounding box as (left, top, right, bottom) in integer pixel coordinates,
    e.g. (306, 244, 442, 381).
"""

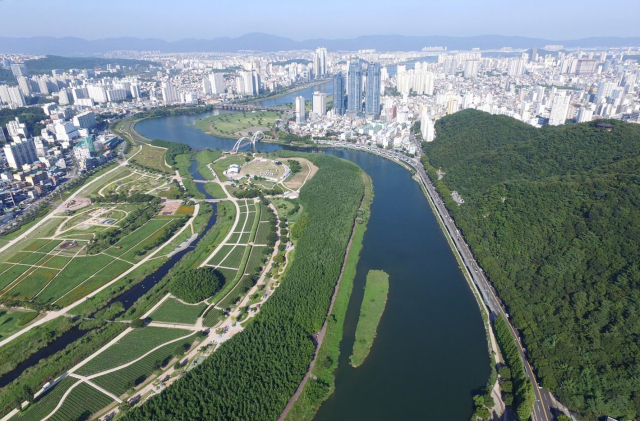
(131, 319, 146, 328)
(474, 407, 491, 420)
(499, 366, 512, 379)
(169, 268, 222, 303)
(557, 415, 571, 421)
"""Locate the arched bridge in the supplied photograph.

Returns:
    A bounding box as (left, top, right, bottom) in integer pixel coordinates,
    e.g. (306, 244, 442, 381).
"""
(231, 131, 265, 153)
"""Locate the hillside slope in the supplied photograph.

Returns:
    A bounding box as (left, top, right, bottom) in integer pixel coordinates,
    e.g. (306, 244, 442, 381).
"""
(423, 110, 640, 420)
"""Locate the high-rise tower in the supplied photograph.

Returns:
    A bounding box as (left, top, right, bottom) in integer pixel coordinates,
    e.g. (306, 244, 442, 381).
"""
(365, 63, 381, 118)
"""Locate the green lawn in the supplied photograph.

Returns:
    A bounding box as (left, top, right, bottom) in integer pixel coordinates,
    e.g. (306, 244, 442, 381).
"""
(204, 182, 227, 199)
(202, 307, 224, 328)
(131, 144, 171, 173)
(211, 156, 249, 179)
(76, 327, 189, 376)
(195, 149, 223, 180)
(219, 245, 247, 269)
(13, 377, 80, 421)
(196, 111, 283, 138)
(350, 270, 390, 368)
(0, 309, 38, 339)
(150, 298, 207, 324)
(91, 334, 195, 396)
(44, 381, 114, 421)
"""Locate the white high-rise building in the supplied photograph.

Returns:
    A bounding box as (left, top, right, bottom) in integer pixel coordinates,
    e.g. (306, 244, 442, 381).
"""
(202, 77, 212, 95)
(295, 96, 306, 124)
(397, 69, 434, 96)
(549, 91, 571, 126)
(577, 107, 594, 123)
(312, 92, 327, 116)
(0, 85, 26, 107)
(87, 85, 108, 103)
(4, 138, 38, 169)
(6, 118, 29, 139)
(463, 60, 480, 79)
(73, 111, 97, 130)
(420, 109, 435, 142)
(161, 81, 180, 104)
(313, 47, 327, 79)
(209, 73, 225, 94)
(130, 84, 141, 98)
(597, 81, 617, 101)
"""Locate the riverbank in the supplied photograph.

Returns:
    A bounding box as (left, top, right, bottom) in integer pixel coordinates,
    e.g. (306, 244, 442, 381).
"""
(245, 79, 329, 104)
(350, 270, 389, 368)
(194, 110, 285, 139)
(282, 172, 373, 421)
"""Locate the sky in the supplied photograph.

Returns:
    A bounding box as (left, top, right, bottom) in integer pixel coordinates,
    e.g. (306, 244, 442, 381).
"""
(0, 0, 639, 41)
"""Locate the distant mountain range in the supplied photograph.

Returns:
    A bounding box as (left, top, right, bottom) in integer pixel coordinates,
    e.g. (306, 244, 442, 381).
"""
(1, 33, 639, 55)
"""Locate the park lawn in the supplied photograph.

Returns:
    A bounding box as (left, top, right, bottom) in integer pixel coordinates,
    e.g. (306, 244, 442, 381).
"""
(255, 221, 275, 245)
(4, 268, 58, 300)
(12, 377, 80, 421)
(150, 298, 207, 324)
(350, 270, 390, 368)
(131, 143, 171, 173)
(37, 239, 64, 254)
(23, 238, 50, 251)
(244, 245, 269, 277)
(204, 182, 227, 199)
(206, 244, 234, 267)
(219, 245, 247, 269)
(217, 274, 256, 309)
(31, 254, 114, 304)
(211, 246, 251, 306)
(175, 205, 194, 215)
(105, 218, 170, 258)
(52, 259, 133, 307)
(0, 309, 39, 339)
(196, 110, 283, 138)
(44, 381, 114, 421)
(79, 166, 133, 197)
(75, 327, 189, 376)
(41, 256, 72, 269)
(91, 334, 196, 396)
(202, 307, 224, 328)
(120, 219, 180, 262)
(195, 149, 223, 180)
(211, 155, 248, 179)
(0, 264, 31, 290)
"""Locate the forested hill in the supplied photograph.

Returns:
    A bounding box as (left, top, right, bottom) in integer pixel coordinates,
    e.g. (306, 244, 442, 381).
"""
(423, 110, 640, 420)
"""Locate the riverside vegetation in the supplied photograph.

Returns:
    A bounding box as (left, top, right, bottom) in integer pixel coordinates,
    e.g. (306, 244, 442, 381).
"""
(121, 153, 365, 421)
(422, 109, 640, 420)
(350, 270, 389, 368)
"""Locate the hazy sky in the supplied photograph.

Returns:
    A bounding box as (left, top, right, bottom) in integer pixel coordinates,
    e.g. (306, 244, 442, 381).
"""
(0, 0, 638, 40)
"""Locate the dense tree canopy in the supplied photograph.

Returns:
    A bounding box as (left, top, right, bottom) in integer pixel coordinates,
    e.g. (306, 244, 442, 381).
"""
(169, 268, 222, 304)
(151, 139, 191, 165)
(423, 110, 640, 420)
(122, 153, 364, 421)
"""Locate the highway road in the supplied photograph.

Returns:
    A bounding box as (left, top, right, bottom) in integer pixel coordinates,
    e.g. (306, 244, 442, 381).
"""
(320, 141, 566, 421)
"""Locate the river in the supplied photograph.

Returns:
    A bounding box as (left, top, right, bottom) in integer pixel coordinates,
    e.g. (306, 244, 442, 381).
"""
(135, 81, 490, 420)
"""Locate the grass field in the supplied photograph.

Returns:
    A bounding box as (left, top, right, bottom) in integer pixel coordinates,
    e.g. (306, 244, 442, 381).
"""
(350, 270, 390, 367)
(0, 309, 38, 339)
(75, 327, 189, 376)
(150, 298, 207, 324)
(91, 334, 195, 396)
(196, 111, 283, 138)
(194, 149, 223, 181)
(131, 143, 171, 173)
(202, 307, 224, 328)
(43, 381, 114, 421)
(211, 155, 249, 180)
(0, 212, 184, 307)
(13, 377, 80, 421)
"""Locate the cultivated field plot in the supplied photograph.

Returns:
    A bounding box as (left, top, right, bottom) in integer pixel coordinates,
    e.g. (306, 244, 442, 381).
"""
(13, 377, 80, 421)
(91, 334, 195, 396)
(0, 212, 184, 307)
(75, 327, 189, 376)
(202, 308, 224, 328)
(43, 381, 114, 421)
(150, 298, 207, 324)
(97, 168, 173, 198)
(130, 143, 172, 173)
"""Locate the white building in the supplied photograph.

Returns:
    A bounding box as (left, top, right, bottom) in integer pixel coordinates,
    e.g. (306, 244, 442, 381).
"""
(312, 92, 327, 116)
(73, 111, 97, 130)
(54, 122, 80, 142)
(3, 139, 38, 169)
(549, 91, 571, 126)
(295, 96, 306, 125)
(209, 73, 225, 94)
(161, 81, 180, 104)
(420, 110, 435, 142)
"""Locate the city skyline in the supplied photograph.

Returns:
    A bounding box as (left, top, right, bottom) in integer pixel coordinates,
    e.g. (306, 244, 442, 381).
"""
(0, 0, 639, 41)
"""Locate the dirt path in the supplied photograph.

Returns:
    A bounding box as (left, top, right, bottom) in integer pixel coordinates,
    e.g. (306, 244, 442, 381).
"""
(277, 177, 365, 421)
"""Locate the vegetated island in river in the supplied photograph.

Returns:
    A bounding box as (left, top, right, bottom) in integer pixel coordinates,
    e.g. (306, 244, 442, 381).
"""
(350, 270, 389, 368)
